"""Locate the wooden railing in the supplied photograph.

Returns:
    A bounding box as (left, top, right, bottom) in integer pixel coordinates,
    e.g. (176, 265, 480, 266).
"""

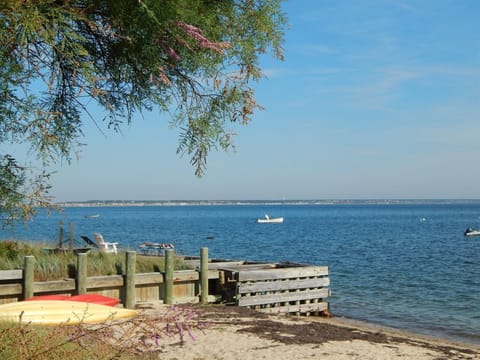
(0, 249, 215, 308)
(0, 248, 330, 315)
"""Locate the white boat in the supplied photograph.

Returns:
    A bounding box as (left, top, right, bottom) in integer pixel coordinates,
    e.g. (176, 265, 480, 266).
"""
(256, 214, 284, 224)
(464, 228, 480, 236)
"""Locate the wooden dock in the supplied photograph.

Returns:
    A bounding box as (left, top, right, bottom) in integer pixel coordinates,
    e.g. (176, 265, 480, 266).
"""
(0, 249, 330, 316)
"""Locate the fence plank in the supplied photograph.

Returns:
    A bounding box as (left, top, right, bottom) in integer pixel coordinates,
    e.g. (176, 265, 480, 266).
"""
(237, 288, 330, 307)
(237, 266, 329, 281)
(256, 301, 329, 315)
(238, 277, 330, 294)
(0, 270, 23, 281)
(0, 283, 23, 296)
(86, 275, 124, 288)
(136, 273, 164, 285)
(33, 279, 76, 292)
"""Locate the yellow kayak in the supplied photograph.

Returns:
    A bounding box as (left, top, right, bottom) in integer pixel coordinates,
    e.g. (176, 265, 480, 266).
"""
(0, 300, 137, 325)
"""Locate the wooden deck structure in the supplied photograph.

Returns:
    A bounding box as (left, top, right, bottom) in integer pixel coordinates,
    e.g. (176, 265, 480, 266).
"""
(0, 249, 330, 316)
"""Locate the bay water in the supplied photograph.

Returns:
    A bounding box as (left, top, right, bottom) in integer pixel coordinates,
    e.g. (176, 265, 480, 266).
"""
(1, 202, 479, 345)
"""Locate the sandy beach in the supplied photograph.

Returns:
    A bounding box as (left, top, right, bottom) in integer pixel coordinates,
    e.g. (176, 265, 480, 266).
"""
(128, 304, 480, 360)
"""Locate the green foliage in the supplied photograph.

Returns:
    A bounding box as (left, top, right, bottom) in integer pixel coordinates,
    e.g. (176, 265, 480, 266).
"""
(0, 0, 287, 222)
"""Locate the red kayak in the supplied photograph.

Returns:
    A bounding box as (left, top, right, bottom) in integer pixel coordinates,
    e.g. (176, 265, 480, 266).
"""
(26, 294, 120, 307)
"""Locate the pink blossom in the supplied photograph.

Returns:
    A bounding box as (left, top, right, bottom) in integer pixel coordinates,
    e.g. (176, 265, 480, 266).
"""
(177, 21, 231, 54)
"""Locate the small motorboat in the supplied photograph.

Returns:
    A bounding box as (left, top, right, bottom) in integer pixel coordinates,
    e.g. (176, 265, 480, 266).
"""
(256, 214, 284, 224)
(464, 228, 480, 236)
(139, 242, 175, 255)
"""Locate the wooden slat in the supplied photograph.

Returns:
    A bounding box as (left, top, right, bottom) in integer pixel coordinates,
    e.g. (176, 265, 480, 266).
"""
(0, 283, 22, 296)
(237, 288, 330, 307)
(135, 273, 164, 285)
(204, 261, 246, 270)
(0, 270, 23, 281)
(33, 279, 76, 292)
(220, 263, 277, 273)
(237, 266, 329, 281)
(173, 271, 198, 282)
(256, 301, 329, 314)
(237, 277, 330, 294)
(135, 270, 218, 285)
(87, 275, 124, 288)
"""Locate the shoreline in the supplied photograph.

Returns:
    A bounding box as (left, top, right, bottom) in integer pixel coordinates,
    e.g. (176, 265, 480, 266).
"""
(317, 315, 480, 351)
(135, 303, 480, 359)
(56, 199, 480, 207)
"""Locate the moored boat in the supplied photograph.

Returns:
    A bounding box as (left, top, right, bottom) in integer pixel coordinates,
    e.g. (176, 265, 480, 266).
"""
(464, 227, 480, 236)
(256, 214, 284, 224)
(0, 300, 136, 325)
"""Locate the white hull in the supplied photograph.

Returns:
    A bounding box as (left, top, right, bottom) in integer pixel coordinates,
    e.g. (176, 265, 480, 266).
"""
(256, 217, 284, 224)
(465, 230, 480, 236)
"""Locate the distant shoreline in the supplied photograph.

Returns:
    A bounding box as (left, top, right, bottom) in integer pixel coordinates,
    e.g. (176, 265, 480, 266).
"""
(56, 199, 480, 207)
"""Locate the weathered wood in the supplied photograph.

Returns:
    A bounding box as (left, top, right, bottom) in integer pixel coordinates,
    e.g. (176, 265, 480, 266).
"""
(135, 273, 164, 285)
(0, 283, 23, 295)
(86, 275, 124, 288)
(200, 247, 209, 304)
(33, 279, 76, 292)
(220, 263, 277, 273)
(134, 270, 208, 285)
(237, 266, 329, 281)
(58, 220, 64, 248)
(238, 277, 330, 294)
(125, 251, 136, 309)
(0, 270, 23, 281)
(200, 261, 246, 270)
(237, 288, 330, 307)
(0, 250, 329, 312)
(164, 249, 174, 305)
(23, 256, 35, 300)
(69, 222, 74, 252)
(76, 253, 87, 294)
(256, 301, 329, 315)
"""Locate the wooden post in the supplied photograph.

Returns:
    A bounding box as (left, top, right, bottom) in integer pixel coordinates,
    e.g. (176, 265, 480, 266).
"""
(69, 222, 74, 252)
(164, 249, 174, 305)
(58, 220, 64, 249)
(76, 253, 87, 294)
(125, 251, 136, 309)
(200, 247, 208, 305)
(23, 256, 35, 300)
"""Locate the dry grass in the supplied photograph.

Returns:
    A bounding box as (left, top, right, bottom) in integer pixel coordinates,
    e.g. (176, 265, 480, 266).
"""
(0, 240, 189, 281)
(0, 305, 208, 360)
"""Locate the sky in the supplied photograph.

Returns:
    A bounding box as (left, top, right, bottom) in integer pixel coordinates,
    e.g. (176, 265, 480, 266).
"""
(47, 0, 480, 201)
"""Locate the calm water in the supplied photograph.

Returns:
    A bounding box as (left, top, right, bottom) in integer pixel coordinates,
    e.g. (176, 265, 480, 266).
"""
(2, 203, 480, 345)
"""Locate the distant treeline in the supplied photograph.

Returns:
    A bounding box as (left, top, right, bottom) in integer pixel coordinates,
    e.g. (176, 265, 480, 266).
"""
(57, 199, 480, 207)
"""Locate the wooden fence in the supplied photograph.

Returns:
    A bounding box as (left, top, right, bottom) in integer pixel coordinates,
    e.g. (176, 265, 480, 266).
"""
(218, 262, 330, 315)
(0, 248, 330, 315)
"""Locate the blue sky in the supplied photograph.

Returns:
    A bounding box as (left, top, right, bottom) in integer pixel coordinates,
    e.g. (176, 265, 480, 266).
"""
(49, 0, 480, 201)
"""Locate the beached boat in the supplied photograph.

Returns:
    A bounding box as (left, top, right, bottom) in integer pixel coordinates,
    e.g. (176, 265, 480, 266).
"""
(464, 228, 480, 236)
(26, 294, 120, 307)
(138, 242, 175, 256)
(0, 300, 136, 325)
(256, 214, 284, 224)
